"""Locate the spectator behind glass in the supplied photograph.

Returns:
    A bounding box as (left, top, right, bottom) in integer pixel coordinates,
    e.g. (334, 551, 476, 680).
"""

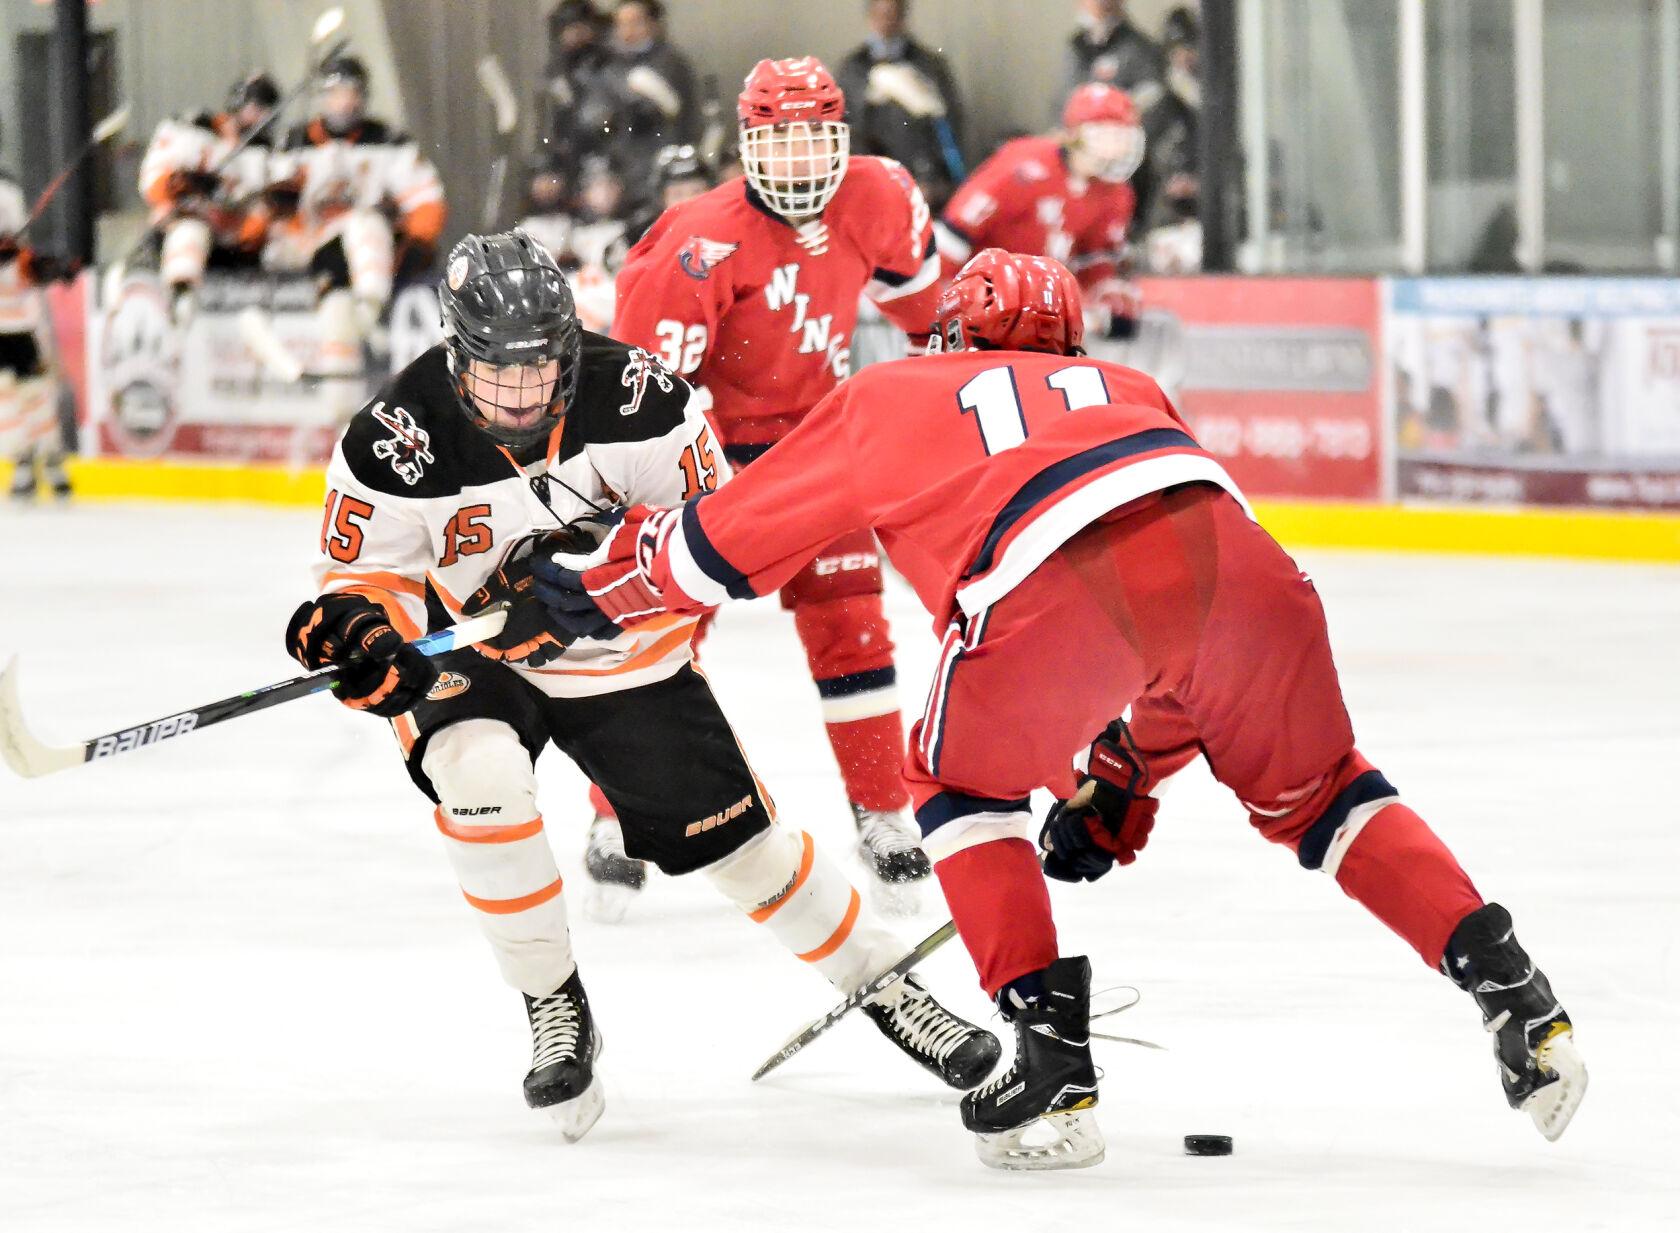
(1062, 0, 1166, 122)
(585, 0, 699, 209)
(836, 0, 967, 212)
(1140, 5, 1202, 272)
(517, 160, 578, 267)
(543, 0, 610, 168)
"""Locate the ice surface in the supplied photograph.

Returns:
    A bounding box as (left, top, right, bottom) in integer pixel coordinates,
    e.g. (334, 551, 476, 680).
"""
(2, 503, 1676, 1232)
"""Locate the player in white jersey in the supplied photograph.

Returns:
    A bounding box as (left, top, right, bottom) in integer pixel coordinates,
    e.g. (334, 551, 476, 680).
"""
(0, 167, 74, 500)
(137, 72, 283, 324)
(268, 55, 447, 413)
(281, 231, 998, 1139)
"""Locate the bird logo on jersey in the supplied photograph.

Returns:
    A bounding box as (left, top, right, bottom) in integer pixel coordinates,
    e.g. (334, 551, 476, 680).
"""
(370, 401, 436, 486)
(678, 236, 739, 280)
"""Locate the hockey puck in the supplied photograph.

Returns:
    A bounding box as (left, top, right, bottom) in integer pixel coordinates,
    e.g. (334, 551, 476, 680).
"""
(1183, 1134, 1233, 1156)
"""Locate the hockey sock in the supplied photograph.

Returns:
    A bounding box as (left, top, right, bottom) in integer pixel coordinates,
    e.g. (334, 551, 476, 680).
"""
(586, 782, 615, 819)
(825, 711, 912, 811)
(704, 825, 905, 991)
(935, 839, 1060, 997)
(1325, 802, 1485, 969)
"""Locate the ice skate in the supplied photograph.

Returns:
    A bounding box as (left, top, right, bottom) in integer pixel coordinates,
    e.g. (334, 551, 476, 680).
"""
(523, 969, 604, 1142)
(862, 973, 1001, 1089)
(582, 813, 646, 923)
(8, 452, 37, 502)
(41, 450, 70, 500)
(852, 803, 930, 916)
(1443, 902, 1587, 1141)
(961, 955, 1104, 1171)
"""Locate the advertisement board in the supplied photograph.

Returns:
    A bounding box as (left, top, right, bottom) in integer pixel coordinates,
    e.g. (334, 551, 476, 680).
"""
(1389, 278, 1680, 510)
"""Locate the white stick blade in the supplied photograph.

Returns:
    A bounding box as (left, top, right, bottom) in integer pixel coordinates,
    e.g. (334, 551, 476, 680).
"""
(312, 7, 346, 43)
(0, 659, 83, 778)
(93, 105, 131, 143)
(476, 56, 519, 134)
(238, 307, 306, 383)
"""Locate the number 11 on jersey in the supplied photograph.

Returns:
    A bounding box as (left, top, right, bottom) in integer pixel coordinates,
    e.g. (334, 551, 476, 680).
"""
(956, 363, 1112, 455)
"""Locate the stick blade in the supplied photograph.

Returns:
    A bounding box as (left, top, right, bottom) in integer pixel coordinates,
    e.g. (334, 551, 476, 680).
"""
(312, 6, 346, 43)
(476, 55, 519, 134)
(93, 104, 131, 143)
(238, 307, 305, 383)
(0, 659, 83, 778)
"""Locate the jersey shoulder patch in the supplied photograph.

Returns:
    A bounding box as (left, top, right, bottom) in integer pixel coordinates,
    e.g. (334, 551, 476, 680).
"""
(567, 332, 691, 447)
(339, 347, 504, 497)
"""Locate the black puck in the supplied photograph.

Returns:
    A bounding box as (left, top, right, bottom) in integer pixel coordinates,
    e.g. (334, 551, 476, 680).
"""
(1183, 1134, 1233, 1156)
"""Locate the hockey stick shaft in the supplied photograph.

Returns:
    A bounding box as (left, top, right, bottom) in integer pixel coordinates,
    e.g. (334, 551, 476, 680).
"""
(751, 919, 958, 1081)
(0, 607, 507, 780)
(14, 106, 131, 244)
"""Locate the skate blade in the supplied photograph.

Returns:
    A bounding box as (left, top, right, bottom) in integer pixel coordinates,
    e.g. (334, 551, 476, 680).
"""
(868, 876, 923, 919)
(973, 1107, 1106, 1171)
(1524, 1030, 1587, 1142)
(583, 881, 642, 925)
(542, 1077, 605, 1143)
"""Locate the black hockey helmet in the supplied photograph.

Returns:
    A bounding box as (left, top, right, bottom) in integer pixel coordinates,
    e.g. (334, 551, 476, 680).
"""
(228, 71, 281, 113)
(318, 54, 370, 93)
(653, 143, 707, 191)
(439, 230, 583, 451)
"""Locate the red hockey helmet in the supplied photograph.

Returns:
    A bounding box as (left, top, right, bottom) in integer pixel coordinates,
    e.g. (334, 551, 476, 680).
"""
(737, 57, 850, 220)
(1061, 83, 1145, 182)
(932, 248, 1085, 356)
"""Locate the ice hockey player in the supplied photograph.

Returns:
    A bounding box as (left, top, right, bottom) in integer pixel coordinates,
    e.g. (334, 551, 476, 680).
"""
(280, 230, 998, 1141)
(268, 55, 446, 414)
(0, 165, 76, 501)
(533, 248, 1588, 1169)
(136, 71, 283, 325)
(938, 82, 1145, 342)
(610, 56, 948, 916)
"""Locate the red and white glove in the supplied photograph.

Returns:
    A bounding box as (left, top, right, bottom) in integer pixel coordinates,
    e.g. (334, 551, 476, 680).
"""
(1086, 277, 1142, 341)
(530, 505, 683, 641)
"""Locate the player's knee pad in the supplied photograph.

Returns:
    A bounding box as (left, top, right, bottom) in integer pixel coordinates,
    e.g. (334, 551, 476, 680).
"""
(161, 218, 212, 287)
(342, 208, 394, 306)
(790, 593, 899, 723)
(422, 718, 540, 825)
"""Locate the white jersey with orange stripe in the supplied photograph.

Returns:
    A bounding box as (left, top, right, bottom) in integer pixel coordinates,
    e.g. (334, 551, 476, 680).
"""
(313, 333, 728, 699)
(274, 118, 446, 251)
(0, 174, 45, 336)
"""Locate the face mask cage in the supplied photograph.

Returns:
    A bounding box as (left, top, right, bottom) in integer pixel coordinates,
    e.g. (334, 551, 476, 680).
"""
(446, 340, 576, 450)
(740, 120, 849, 219)
(1072, 121, 1145, 181)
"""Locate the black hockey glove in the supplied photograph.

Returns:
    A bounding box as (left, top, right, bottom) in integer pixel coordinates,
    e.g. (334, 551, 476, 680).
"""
(529, 512, 631, 644)
(1039, 720, 1157, 883)
(285, 593, 436, 717)
(463, 541, 569, 668)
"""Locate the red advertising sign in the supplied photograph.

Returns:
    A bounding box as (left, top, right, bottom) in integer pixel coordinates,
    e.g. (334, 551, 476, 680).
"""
(1131, 277, 1385, 501)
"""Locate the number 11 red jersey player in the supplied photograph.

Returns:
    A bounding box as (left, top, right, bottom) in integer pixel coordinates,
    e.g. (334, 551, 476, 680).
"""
(608, 56, 950, 913)
(537, 249, 1587, 1171)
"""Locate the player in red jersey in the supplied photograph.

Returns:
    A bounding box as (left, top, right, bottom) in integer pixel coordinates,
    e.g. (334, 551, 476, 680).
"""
(533, 250, 1587, 1170)
(938, 82, 1145, 340)
(604, 56, 949, 914)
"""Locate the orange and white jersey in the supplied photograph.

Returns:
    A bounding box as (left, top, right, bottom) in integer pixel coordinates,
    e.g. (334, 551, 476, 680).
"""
(0, 175, 44, 334)
(276, 118, 446, 248)
(313, 334, 726, 700)
(137, 112, 276, 236)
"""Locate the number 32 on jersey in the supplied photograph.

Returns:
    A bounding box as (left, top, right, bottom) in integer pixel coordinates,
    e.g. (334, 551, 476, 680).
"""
(957, 363, 1112, 455)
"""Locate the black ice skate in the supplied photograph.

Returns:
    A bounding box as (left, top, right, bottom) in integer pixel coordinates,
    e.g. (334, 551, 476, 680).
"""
(523, 969, 604, 1142)
(851, 804, 930, 916)
(961, 955, 1104, 1171)
(863, 973, 1001, 1089)
(1442, 902, 1587, 1141)
(41, 451, 70, 501)
(582, 813, 646, 924)
(8, 453, 38, 502)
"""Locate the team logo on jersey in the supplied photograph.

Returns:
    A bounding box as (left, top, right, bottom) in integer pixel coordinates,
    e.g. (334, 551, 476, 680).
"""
(677, 236, 739, 280)
(446, 254, 469, 290)
(426, 671, 471, 701)
(618, 347, 675, 416)
(370, 401, 436, 486)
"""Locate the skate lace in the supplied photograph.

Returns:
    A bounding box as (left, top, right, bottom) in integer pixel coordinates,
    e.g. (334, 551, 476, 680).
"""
(858, 810, 921, 856)
(887, 985, 974, 1063)
(530, 993, 582, 1070)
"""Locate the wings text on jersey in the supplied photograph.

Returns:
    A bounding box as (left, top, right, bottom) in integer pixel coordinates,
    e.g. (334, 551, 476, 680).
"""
(764, 263, 849, 379)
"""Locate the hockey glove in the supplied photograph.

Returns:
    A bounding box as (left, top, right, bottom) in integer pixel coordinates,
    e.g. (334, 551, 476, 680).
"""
(1039, 721, 1157, 883)
(285, 593, 436, 718)
(463, 548, 569, 668)
(531, 505, 678, 642)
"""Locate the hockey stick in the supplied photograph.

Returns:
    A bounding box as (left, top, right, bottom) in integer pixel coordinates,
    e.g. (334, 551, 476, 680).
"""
(235, 304, 372, 385)
(11, 106, 131, 245)
(476, 55, 520, 230)
(104, 7, 349, 288)
(0, 606, 507, 780)
(752, 919, 958, 1081)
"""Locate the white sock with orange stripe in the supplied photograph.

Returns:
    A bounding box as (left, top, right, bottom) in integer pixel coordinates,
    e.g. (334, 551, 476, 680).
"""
(703, 824, 904, 992)
(424, 719, 576, 997)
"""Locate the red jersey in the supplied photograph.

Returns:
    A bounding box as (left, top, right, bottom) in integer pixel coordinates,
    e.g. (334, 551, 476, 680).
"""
(646, 349, 1249, 628)
(937, 136, 1135, 289)
(612, 157, 943, 447)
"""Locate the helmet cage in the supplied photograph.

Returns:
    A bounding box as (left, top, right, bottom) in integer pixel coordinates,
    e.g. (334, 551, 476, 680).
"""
(1071, 120, 1146, 182)
(740, 120, 850, 220)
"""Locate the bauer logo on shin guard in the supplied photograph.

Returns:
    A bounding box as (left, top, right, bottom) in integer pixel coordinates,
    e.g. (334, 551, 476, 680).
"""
(90, 712, 199, 761)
